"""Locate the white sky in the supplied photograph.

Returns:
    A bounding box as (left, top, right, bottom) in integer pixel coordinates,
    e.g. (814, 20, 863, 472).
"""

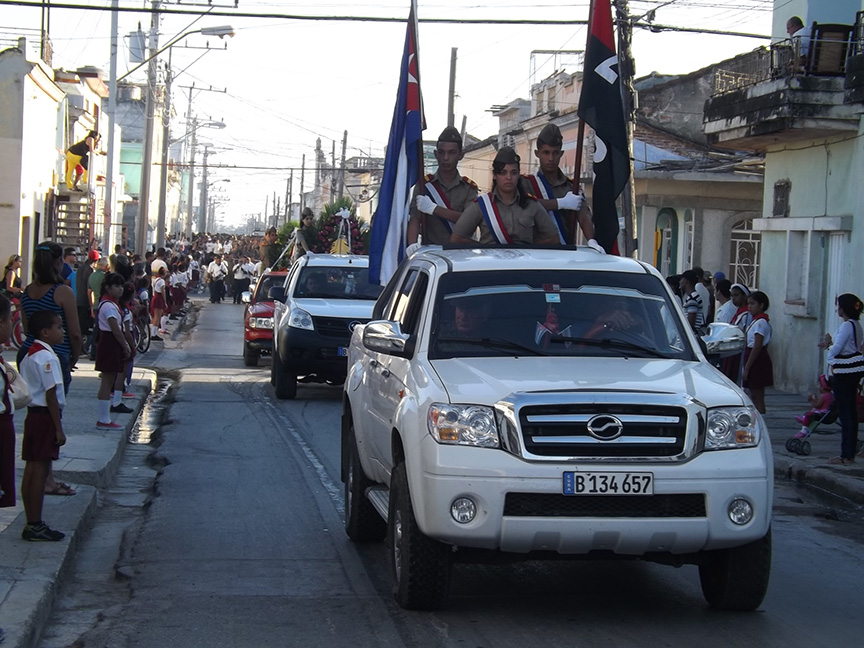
(2, 0, 774, 227)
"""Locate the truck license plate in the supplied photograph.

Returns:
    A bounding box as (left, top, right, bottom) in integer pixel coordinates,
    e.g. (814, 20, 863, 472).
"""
(563, 472, 653, 495)
(338, 347, 348, 357)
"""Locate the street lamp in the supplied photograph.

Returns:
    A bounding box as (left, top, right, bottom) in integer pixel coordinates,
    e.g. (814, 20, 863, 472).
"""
(128, 24, 235, 253)
(117, 25, 235, 83)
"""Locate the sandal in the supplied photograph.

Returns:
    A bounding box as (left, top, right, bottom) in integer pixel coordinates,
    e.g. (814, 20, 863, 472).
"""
(827, 456, 854, 466)
(45, 482, 77, 496)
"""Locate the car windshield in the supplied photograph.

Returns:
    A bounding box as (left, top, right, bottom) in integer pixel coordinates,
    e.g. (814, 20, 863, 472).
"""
(429, 269, 693, 360)
(294, 266, 383, 300)
(253, 274, 281, 302)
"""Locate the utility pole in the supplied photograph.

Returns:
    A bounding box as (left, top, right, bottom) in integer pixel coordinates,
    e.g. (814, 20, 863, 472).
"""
(273, 192, 278, 228)
(447, 47, 457, 128)
(338, 130, 347, 199)
(155, 48, 172, 250)
(330, 139, 336, 203)
(199, 145, 210, 235)
(184, 113, 197, 237)
(300, 154, 305, 214)
(103, 0, 119, 252)
(614, 0, 638, 258)
(283, 171, 294, 224)
(136, 0, 161, 254)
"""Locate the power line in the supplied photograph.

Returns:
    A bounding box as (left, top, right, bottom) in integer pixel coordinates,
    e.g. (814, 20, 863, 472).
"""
(0, 1, 588, 24)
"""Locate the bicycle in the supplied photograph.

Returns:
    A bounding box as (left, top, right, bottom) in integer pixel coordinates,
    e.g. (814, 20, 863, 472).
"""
(133, 308, 151, 353)
(4, 296, 24, 350)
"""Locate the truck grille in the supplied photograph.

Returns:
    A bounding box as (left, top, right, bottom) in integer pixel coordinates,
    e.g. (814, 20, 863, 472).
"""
(503, 493, 706, 518)
(519, 404, 688, 458)
(313, 317, 366, 339)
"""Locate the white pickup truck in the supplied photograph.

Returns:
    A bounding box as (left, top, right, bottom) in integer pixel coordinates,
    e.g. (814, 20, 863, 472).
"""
(342, 246, 771, 611)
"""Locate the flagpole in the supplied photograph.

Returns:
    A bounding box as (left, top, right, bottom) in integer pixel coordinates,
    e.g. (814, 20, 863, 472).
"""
(572, 0, 596, 245)
(412, 1, 427, 244)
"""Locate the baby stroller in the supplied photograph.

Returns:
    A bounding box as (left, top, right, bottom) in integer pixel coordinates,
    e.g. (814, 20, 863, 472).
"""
(785, 402, 838, 456)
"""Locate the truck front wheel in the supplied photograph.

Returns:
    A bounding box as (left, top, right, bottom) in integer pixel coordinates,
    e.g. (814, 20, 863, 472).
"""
(272, 350, 297, 399)
(699, 529, 772, 611)
(389, 461, 451, 610)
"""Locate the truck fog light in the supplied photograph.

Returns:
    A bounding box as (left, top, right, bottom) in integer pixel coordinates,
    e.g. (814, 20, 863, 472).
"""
(450, 497, 477, 524)
(728, 498, 753, 525)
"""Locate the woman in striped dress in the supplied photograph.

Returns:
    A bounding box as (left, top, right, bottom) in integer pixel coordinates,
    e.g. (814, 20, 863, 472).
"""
(16, 241, 82, 496)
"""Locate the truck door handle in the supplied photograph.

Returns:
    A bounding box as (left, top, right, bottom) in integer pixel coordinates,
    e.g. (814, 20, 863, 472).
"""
(369, 359, 379, 368)
(381, 369, 391, 378)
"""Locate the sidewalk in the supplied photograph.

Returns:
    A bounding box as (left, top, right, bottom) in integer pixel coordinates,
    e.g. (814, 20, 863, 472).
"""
(0, 350, 157, 648)
(0, 342, 862, 646)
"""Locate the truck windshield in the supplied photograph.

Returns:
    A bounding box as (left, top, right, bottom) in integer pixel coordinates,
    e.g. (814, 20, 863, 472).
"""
(294, 266, 383, 300)
(429, 269, 693, 360)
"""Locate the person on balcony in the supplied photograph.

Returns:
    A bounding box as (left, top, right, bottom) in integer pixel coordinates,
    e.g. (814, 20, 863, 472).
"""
(786, 16, 811, 61)
(65, 131, 100, 191)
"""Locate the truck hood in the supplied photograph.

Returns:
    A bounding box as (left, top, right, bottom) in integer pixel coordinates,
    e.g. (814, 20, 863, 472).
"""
(429, 357, 747, 409)
(292, 298, 376, 319)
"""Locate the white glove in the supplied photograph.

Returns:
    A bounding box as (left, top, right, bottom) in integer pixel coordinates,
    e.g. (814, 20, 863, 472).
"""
(416, 194, 437, 215)
(556, 191, 583, 211)
(587, 239, 606, 254)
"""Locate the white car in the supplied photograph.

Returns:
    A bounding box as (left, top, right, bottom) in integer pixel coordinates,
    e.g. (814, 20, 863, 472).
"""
(342, 246, 771, 611)
(269, 254, 382, 399)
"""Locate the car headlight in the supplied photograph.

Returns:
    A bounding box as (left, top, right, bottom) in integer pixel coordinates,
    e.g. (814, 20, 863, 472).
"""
(288, 308, 314, 331)
(249, 317, 274, 329)
(705, 407, 760, 450)
(428, 403, 499, 448)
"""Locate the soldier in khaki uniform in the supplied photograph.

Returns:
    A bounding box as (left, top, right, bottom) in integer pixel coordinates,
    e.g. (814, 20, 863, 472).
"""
(520, 123, 604, 252)
(407, 127, 479, 246)
(451, 147, 560, 246)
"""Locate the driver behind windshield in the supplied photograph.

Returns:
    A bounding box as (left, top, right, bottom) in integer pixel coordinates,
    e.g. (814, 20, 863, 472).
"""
(303, 272, 327, 296)
(453, 300, 491, 337)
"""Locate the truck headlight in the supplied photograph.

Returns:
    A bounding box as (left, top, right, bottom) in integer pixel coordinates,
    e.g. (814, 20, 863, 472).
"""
(705, 407, 760, 450)
(249, 317, 274, 329)
(288, 308, 314, 331)
(428, 404, 499, 448)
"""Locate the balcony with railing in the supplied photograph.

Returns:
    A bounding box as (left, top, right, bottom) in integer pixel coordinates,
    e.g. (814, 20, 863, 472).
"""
(704, 19, 864, 151)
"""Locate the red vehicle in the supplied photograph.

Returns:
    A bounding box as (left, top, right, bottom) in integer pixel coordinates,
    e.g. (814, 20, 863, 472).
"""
(242, 270, 288, 366)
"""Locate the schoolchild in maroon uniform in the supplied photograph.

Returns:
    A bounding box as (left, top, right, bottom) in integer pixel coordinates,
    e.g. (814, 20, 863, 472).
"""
(0, 294, 17, 512)
(408, 126, 479, 246)
(95, 273, 132, 430)
(742, 291, 773, 414)
(520, 123, 603, 251)
(451, 147, 560, 246)
(19, 310, 67, 541)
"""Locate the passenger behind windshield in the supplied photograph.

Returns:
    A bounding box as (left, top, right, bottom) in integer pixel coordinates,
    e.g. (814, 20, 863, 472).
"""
(295, 267, 383, 300)
(430, 270, 692, 361)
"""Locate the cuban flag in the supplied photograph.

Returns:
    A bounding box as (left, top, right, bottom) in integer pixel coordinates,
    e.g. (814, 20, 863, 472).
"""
(368, 0, 425, 285)
(577, 0, 630, 255)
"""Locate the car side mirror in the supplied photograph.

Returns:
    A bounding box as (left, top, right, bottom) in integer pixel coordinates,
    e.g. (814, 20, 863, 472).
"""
(268, 286, 286, 303)
(701, 322, 745, 359)
(362, 321, 415, 358)
(241, 291, 252, 304)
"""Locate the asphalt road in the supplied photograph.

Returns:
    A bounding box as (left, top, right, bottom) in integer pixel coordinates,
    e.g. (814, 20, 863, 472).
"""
(39, 299, 864, 648)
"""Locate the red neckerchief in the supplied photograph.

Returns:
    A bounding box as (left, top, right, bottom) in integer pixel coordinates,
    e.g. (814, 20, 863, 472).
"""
(27, 340, 51, 356)
(751, 312, 769, 323)
(100, 296, 120, 307)
(733, 306, 749, 320)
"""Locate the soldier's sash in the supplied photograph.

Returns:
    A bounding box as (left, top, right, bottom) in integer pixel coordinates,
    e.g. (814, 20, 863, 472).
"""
(526, 173, 566, 244)
(477, 193, 513, 245)
(425, 181, 453, 233)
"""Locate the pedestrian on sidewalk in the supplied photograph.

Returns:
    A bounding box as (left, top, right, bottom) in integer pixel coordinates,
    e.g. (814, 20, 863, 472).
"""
(94, 273, 131, 430)
(1, 294, 17, 512)
(206, 254, 227, 304)
(742, 291, 773, 414)
(19, 310, 67, 541)
(150, 267, 168, 341)
(820, 293, 864, 465)
(17, 242, 81, 497)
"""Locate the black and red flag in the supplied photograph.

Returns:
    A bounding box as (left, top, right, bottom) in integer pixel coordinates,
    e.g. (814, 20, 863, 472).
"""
(577, 0, 630, 255)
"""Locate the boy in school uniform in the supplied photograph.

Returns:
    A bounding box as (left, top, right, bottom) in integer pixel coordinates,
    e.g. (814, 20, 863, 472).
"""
(19, 310, 67, 541)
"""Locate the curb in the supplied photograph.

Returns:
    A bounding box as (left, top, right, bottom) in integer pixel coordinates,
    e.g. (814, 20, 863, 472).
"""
(774, 456, 864, 506)
(0, 368, 156, 648)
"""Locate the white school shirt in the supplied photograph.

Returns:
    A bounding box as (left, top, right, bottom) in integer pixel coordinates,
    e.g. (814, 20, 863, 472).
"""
(20, 342, 65, 409)
(97, 299, 122, 331)
(746, 317, 771, 348)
